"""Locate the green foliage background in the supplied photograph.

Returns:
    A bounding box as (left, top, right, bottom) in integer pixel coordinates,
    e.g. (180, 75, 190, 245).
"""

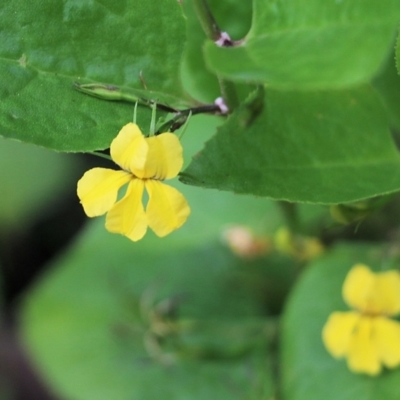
(1, 0, 400, 399)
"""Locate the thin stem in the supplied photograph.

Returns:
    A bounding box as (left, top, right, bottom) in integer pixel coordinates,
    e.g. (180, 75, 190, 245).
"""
(156, 104, 221, 134)
(218, 77, 239, 111)
(192, 0, 239, 112)
(150, 102, 157, 135)
(178, 110, 192, 140)
(133, 101, 138, 123)
(192, 0, 221, 41)
(181, 104, 221, 116)
(87, 151, 112, 161)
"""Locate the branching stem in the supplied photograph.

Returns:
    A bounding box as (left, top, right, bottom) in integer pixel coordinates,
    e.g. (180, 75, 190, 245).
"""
(192, 0, 239, 112)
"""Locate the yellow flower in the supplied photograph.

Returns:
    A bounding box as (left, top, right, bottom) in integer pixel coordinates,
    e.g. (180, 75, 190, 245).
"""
(274, 227, 324, 262)
(322, 264, 400, 375)
(77, 123, 190, 241)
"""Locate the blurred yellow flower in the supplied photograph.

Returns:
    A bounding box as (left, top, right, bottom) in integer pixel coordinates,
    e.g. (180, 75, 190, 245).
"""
(322, 264, 400, 375)
(274, 227, 324, 261)
(77, 123, 190, 241)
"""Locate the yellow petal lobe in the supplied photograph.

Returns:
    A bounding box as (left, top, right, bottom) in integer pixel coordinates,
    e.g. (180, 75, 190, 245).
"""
(110, 123, 148, 174)
(343, 264, 400, 315)
(347, 317, 380, 375)
(142, 133, 183, 180)
(322, 311, 360, 358)
(105, 179, 147, 241)
(374, 271, 400, 315)
(374, 316, 400, 368)
(145, 180, 190, 237)
(77, 168, 131, 217)
(343, 264, 376, 312)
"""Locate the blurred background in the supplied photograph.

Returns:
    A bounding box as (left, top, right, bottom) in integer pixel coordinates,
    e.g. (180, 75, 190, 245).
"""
(0, 135, 92, 399)
(2, 112, 400, 399)
(0, 115, 288, 399)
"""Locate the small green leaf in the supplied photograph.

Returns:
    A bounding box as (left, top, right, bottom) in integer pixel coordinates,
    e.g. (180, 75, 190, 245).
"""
(0, 0, 191, 151)
(181, 86, 400, 204)
(281, 243, 400, 400)
(204, 0, 400, 89)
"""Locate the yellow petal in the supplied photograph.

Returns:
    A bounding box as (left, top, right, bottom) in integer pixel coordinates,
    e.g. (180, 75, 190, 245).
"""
(343, 264, 400, 315)
(105, 179, 147, 241)
(347, 317, 381, 375)
(374, 271, 400, 315)
(322, 311, 360, 358)
(110, 123, 149, 174)
(374, 316, 400, 368)
(145, 180, 190, 237)
(343, 264, 376, 312)
(142, 133, 183, 180)
(77, 168, 131, 217)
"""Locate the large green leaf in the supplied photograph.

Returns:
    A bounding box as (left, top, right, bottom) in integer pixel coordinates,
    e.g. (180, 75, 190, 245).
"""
(181, 86, 400, 204)
(396, 30, 400, 75)
(373, 52, 400, 131)
(0, 0, 191, 151)
(19, 185, 284, 399)
(204, 0, 400, 89)
(281, 243, 400, 400)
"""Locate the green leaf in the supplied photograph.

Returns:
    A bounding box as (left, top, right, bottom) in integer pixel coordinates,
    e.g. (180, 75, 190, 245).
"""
(181, 86, 400, 204)
(19, 206, 280, 399)
(281, 243, 400, 400)
(0, 0, 191, 151)
(204, 0, 400, 89)
(373, 52, 400, 131)
(396, 29, 400, 74)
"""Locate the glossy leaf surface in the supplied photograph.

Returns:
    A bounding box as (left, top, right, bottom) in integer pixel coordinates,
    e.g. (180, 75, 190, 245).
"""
(181, 87, 400, 204)
(0, 0, 190, 151)
(205, 0, 400, 89)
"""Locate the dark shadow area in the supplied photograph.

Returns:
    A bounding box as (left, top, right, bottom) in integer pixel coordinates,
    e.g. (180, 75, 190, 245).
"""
(0, 152, 112, 400)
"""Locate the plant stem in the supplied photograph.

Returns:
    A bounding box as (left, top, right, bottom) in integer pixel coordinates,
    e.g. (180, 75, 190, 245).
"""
(192, 0, 221, 41)
(87, 151, 112, 161)
(156, 104, 221, 134)
(192, 0, 239, 112)
(218, 77, 239, 110)
(181, 104, 221, 116)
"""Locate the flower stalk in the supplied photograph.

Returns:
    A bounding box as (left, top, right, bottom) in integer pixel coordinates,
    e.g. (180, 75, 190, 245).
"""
(192, 0, 221, 41)
(192, 0, 239, 112)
